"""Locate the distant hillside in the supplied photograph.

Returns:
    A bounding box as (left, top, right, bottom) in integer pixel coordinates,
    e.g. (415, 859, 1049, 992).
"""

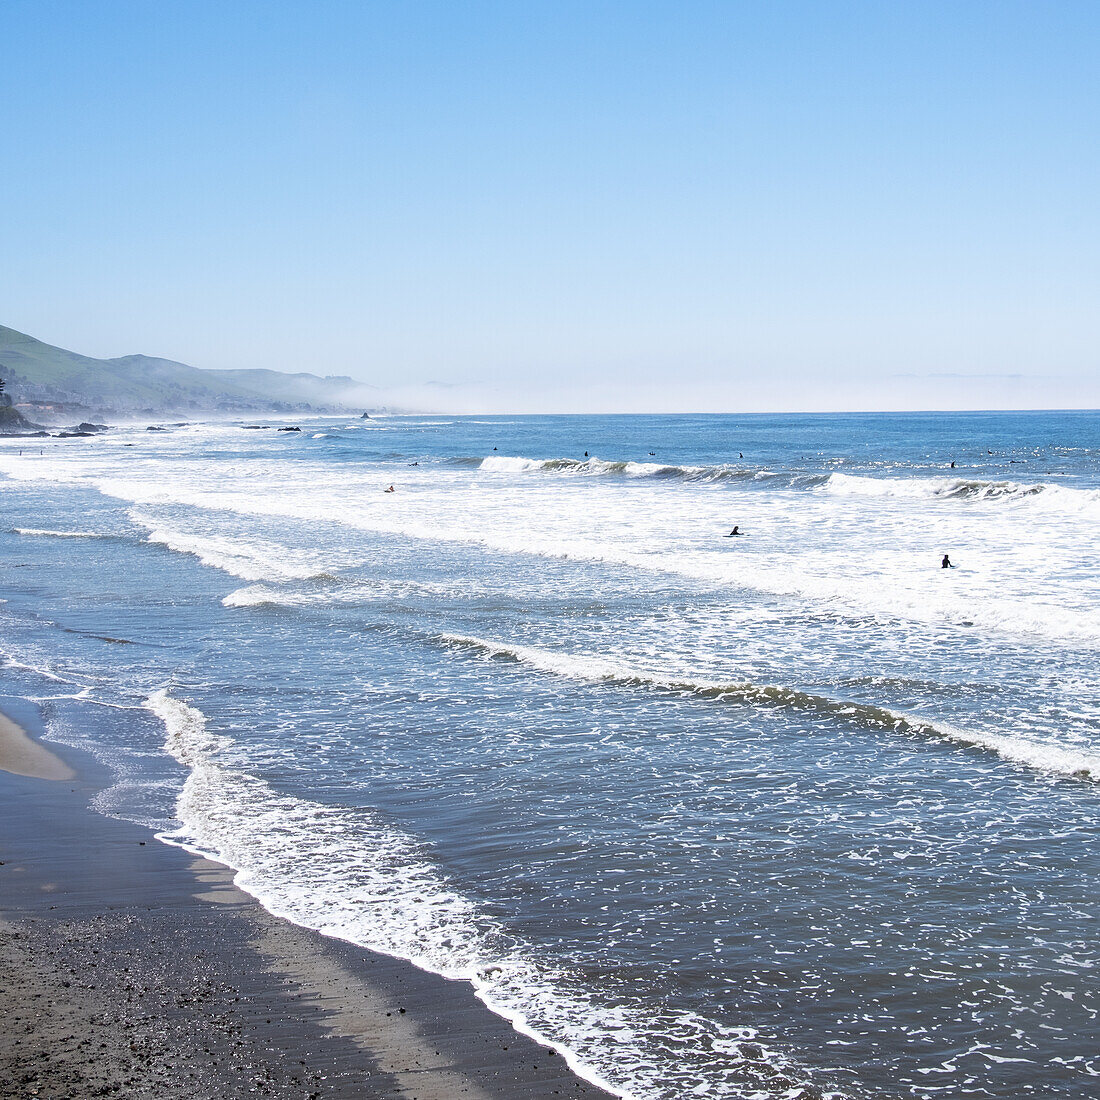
(0, 324, 379, 417)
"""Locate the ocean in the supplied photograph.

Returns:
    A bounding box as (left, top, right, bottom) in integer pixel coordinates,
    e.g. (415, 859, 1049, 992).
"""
(1, 410, 1097, 1099)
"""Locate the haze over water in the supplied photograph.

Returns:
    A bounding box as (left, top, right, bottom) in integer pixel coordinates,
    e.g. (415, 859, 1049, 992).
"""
(1, 410, 1098, 1099)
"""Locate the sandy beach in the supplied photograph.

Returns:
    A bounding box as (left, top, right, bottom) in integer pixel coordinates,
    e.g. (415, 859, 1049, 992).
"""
(0, 707, 74, 781)
(0, 703, 617, 1100)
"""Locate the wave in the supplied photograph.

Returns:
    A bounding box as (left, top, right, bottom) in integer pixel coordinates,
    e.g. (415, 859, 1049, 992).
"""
(479, 454, 767, 483)
(475, 457, 1100, 513)
(129, 513, 333, 583)
(222, 585, 288, 608)
(819, 473, 1100, 517)
(28, 468, 1091, 646)
(440, 634, 1099, 782)
(221, 583, 355, 609)
(145, 688, 831, 1100)
(821, 472, 1048, 502)
(14, 527, 121, 540)
(0, 652, 82, 685)
(221, 574, 498, 610)
(119, 495, 1099, 646)
(9, 442, 1097, 648)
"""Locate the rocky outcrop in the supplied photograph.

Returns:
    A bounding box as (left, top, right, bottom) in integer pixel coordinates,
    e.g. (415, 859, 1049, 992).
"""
(0, 397, 45, 435)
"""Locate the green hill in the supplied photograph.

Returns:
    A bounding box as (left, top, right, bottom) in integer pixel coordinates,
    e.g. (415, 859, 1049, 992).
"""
(0, 324, 378, 416)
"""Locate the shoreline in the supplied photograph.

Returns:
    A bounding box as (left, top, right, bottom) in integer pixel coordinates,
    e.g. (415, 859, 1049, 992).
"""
(0, 703, 619, 1100)
(0, 705, 75, 781)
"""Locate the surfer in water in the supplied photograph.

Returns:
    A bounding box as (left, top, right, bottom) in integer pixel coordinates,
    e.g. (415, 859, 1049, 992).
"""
(724, 527, 741, 537)
(942, 554, 952, 568)
(384, 485, 395, 493)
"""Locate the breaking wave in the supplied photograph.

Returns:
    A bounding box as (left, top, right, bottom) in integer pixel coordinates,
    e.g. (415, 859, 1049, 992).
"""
(14, 527, 123, 540)
(821, 472, 1058, 502)
(475, 457, 1100, 513)
(479, 454, 770, 483)
(129, 512, 334, 583)
(221, 585, 293, 608)
(146, 688, 835, 1100)
(440, 635, 1099, 782)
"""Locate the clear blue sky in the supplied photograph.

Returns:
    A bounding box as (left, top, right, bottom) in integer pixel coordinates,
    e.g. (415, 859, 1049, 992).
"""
(2, 1, 1098, 411)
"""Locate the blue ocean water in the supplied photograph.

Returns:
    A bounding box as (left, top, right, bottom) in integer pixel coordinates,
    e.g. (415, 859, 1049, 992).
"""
(1, 411, 1098, 1099)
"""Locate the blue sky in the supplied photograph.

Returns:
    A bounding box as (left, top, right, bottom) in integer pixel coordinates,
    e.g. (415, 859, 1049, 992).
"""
(2, 1, 1097, 411)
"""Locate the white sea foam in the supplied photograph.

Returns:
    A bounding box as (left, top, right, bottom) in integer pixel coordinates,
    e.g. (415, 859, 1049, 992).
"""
(439, 634, 1100, 782)
(477, 457, 1100, 514)
(821, 472, 1038, 500)
(9, 441, 1097, 644)
(130, 513, 330, 583)
(479, 454, 753, 482)
(221, 585, 288, 608)
(14, 527, 113, 539)
(112, 481, 1100, 645)
(145, 688, 835, 1100)
(821, 472, 1100, 514)
(479, 454, 552, 473)
(477, 455, 1100, 518)
(140, 527, 304, 581)
(221, 576, 476, 609)
(0, 649, 81, 685)
(221, 583, 359, 609)
(373, 526, 1100, 646)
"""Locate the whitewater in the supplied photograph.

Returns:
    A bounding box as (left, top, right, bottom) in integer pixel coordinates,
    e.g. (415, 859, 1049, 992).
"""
(1, 410, 1097, 1099)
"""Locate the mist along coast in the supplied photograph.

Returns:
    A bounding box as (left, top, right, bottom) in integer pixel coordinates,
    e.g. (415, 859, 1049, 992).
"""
(1, 411, 1098, 1100)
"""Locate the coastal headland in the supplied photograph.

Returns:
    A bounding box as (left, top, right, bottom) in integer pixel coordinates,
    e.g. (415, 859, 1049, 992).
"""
(0, 703, 617, 1100)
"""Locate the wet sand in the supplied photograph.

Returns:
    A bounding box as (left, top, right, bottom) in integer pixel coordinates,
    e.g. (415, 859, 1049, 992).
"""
(0, 705, 618, 1099)
(0, 706, 75, 780)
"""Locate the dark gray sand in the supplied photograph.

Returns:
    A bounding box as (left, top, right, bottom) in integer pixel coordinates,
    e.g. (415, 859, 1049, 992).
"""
(0, 707, 618, 1100)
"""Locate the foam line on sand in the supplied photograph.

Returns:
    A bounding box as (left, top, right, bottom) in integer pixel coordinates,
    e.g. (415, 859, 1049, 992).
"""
(0, 718, 617, 1100)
